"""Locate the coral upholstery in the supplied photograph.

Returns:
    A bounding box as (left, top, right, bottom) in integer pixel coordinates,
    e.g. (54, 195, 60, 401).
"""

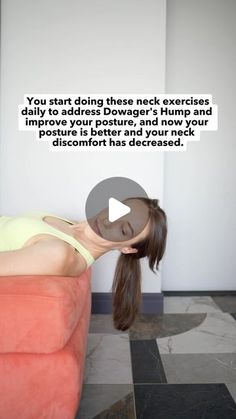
(0, 268, 92, 419)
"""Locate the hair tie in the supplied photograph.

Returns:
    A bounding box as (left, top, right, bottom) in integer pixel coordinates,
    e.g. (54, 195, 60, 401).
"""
(152, 199, 159, 208)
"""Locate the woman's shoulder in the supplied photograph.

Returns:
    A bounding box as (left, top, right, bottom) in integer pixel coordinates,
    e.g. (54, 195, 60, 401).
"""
(45, 238, 88, 276)
(30, 236, 75, 259)
(29, 237, 76, 271)
(23, 237, 86, 277)
(0, 237, 78, 277)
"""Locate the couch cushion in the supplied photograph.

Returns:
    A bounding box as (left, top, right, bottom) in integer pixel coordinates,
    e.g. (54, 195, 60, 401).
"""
(0, 269, 91, 354)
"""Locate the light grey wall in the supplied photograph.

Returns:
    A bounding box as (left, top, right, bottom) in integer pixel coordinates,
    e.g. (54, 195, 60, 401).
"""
(162, 0, 236, 290)
(0, 0, 166, 292)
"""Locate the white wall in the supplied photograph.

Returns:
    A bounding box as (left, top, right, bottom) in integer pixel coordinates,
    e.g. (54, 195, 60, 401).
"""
(162, 0, 236, 290)
(0, 0, 166, 292)
(3, 0, 233, 293)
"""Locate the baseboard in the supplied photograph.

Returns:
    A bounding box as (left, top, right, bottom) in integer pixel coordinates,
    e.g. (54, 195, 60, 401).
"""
(91, 292, 164, 314)
(91, 291, 236, 314)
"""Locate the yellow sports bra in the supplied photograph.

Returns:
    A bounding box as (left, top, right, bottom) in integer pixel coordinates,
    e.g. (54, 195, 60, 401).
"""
(0, 212, 94, 268)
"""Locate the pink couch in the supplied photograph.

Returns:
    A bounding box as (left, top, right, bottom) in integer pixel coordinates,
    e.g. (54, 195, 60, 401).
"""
(0, 268, 92, 419)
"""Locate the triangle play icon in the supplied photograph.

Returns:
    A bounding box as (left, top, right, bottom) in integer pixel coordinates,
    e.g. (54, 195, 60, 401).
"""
(108, 197, 131, 222)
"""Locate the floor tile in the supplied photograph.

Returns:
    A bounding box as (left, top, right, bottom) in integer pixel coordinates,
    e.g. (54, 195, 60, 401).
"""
(163, 296, 221, 313)
(89, 314, 124, 334)
(130, 339, 167, 383)
(76, 384, 135, 419)
(79, 297, 236, 418)
(134, 383, 236, 419)
(212, 296, 236, 312)
(227, 383, 236, 403)
(156, 312, 236, 354)
(129, 313, 206, 340)
(160, 353, 236, 383)
(84, 334, 132, 384)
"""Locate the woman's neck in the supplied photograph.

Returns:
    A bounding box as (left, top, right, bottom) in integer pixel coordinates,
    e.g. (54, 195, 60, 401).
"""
(70, 219, 113, 260)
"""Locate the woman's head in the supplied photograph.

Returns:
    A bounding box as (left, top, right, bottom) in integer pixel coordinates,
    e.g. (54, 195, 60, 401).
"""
(89, 197, 150, 248)
(90, 197, 167, 269)
(110, 197, 168, 331)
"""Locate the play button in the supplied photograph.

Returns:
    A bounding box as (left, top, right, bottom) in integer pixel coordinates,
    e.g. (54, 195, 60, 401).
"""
(85, 176, 149, 242)
(108, 198, 131, 222)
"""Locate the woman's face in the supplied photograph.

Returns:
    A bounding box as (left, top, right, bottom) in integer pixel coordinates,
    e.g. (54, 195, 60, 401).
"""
(89, 198, 150, 247)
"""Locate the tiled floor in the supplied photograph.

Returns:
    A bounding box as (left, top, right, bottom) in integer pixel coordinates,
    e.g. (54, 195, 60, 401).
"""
(76, 296, 236, 418)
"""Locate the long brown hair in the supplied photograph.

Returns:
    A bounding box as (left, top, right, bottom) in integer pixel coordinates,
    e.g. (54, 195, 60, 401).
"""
(111, 198, 167, 331)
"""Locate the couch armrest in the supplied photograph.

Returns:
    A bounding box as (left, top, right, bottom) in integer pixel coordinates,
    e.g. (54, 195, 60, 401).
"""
(0, 269, 91, 354)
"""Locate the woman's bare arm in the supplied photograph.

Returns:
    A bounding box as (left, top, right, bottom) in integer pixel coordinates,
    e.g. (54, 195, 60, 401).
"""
(0, 240, 73, 276)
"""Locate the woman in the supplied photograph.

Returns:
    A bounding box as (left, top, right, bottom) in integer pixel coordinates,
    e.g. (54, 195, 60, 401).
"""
(0, 197, 167, 330)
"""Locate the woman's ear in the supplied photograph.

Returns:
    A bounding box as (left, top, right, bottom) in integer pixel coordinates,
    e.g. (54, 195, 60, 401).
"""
(120, 247, 138, 254)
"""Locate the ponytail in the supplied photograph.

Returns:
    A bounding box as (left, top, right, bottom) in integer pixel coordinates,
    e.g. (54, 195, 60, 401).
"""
(111, 197, 168, 331)
(112, 252, 142, 331)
